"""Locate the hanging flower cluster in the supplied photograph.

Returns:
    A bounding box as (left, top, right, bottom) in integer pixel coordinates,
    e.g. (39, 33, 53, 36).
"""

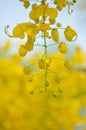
(5, 0, 77, 93)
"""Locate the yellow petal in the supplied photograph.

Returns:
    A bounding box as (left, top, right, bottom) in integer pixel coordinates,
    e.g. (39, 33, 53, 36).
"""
(29, 8, 37, 20)
(18, 45, 27, 57)
(46, 7, 58, 19)
(39, 23, 50, 31)
(13, 25, 25, 39)
(64, 26, 77, 42)
(25, 41, 34, 51)
(23, 1, 30, 9)
(51, 28, 59, 42)
(58, 42, 67, 53)
(36, 5, 46, 18)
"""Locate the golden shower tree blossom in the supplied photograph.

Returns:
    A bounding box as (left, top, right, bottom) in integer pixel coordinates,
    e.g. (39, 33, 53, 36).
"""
(4, 0, 77, 90)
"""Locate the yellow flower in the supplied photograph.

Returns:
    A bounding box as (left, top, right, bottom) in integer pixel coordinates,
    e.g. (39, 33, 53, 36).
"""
(64, 26, 77, 42)
(57, 23, 62, 27)
(51, 28, 59, 42)
(19, 0, 30, 9)
(23, 0, 30, 9)
(58, 42, 67, 53)
(18, 45, 27, 57)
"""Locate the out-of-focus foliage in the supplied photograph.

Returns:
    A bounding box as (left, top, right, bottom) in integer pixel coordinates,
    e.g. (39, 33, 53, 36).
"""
(0, 42, 86, 130)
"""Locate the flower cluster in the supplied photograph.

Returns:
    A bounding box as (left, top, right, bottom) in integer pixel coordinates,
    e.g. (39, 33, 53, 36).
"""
(5, 0, 77, 90)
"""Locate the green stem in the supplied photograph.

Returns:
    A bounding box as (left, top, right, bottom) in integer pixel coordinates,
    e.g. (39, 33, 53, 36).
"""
(47, 43, 56, 47)
(44, 35, 48, 84)
(44, 36, 47, 57)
